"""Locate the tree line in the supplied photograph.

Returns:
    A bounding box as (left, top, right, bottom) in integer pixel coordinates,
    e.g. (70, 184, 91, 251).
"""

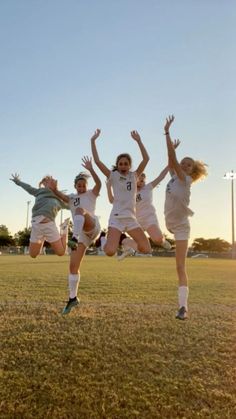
(0, 224, 232, 253)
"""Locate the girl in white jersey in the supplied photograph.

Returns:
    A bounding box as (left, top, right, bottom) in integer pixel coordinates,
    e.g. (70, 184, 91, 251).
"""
(10, 174, 70, 258)
(106, 141, 180, 260)
(48, 156, 101, 314)
(108, 168, 172, 260)
(164, 115, 207, 320)
(91, 129, 151, 256)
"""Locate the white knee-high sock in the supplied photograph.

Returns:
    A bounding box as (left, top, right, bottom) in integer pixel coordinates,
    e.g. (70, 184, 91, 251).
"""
(178, 286, 189, 310)
(73, 215, 85, 239)
(100, 236, 107, 251)
(69, 273, 80, 299)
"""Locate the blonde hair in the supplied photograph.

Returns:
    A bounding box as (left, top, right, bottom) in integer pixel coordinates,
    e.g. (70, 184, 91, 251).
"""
(191, 160, 208, 182)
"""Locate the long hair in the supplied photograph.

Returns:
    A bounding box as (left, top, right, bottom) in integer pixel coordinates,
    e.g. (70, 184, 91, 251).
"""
(191, 160, 208, 182)
(112, 153, 132, 171)
(38, 175, 52, 188)
(74, 172, 90, 187)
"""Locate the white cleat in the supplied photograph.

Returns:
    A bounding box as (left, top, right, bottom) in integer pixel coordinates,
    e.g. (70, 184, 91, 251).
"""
(117, 248, 135, 261)
(162, 240, 172, 250)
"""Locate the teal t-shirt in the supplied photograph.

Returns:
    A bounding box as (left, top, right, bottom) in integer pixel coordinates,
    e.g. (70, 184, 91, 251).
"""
(15, 180, 69, 221)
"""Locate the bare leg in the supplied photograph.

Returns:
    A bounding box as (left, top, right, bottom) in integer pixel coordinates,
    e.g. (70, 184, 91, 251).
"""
(175, 240, 189, 286)
(69, 243, 87, 274)
(128, 227, 151, 253)
(50, 233, 68, 256)
(104, 227, 121, 256)
(146, 225, 171, 249)
(146, 225, 163, 245)
(29, 242, 44, 258)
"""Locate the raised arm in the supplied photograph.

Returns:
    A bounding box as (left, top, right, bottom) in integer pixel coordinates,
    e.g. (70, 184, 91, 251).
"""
(10, 173, 38, 196)
(164, 116, 185, 181)
(105, 179, 114, 204)
(81, 156, 101, 196)
(150, 166, 169, 188)
(168, 139, 181, 177)
(131, 130, 149, 176)
(47, 178, 70, 203)
(90, 129, 111, 178)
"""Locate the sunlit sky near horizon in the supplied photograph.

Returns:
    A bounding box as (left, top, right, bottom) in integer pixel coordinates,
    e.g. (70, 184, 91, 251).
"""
(1, 0, 236, 244)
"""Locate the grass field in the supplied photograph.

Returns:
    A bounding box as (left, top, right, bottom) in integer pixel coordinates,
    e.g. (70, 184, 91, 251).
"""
(1, 255, 236, 418)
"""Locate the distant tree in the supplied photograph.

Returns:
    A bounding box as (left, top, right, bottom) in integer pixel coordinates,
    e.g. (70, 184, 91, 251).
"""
(192, 237, 231, 253)
(14, 228, 31, 247)
(0, 225, 15, 246)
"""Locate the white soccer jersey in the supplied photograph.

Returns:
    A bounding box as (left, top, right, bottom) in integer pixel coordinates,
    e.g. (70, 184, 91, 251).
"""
(109, 171, 137, 219)
(136, 183, 156, 220)
(164, 174, 194, 227)
(68, 190, 97, 219)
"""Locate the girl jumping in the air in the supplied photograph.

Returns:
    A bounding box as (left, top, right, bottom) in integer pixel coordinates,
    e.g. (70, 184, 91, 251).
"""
(164, 115, 207, 320)
(91, 129, 151, 257)
(10, 174, 70, 258)
(106, 141, 180, 260)
(48, 156, 101, 314)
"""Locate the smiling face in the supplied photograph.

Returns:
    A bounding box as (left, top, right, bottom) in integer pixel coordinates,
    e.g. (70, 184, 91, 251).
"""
(117, 156, 131, 175)
(180, 157, 195, 176)
(75, 179, 87, 194)
(137, 173, 146, 189)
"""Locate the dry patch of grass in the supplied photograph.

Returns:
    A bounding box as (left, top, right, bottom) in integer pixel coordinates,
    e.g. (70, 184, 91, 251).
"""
(0, 256, 236, 418)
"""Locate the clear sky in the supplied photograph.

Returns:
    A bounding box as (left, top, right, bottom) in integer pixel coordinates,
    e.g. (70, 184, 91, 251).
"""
(1, 0, 235, 244)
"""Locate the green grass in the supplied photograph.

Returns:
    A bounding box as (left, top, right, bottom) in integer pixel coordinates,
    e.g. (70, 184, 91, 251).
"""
(0, 256, 236, 418)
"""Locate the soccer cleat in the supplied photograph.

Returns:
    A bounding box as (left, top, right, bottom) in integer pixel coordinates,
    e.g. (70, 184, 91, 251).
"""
(67, 237, 79, 251)
(162, 240, 172, 250)
(175, 306, 188, 320)
(117, 247, 135, 261)
(62, 297, 80, 315)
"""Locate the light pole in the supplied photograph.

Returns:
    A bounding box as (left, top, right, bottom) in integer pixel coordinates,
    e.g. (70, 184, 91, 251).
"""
(26, 201, 31, 229)
(60, 190, 68, 225)
(223, 170, 236, 258)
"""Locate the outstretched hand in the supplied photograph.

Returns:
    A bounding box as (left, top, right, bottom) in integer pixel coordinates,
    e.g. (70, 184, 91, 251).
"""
(164, 115, 175, 133)
(130, 130, 141, 142)
(172, 139, 180, 149)
(10, 173, 20, 183)
(82, 156, 93, 171)
(90, 129, 101, 141)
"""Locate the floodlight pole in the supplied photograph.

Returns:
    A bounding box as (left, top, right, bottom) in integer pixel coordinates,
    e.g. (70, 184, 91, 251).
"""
(60, 190, 68, 225)
(223, 170, 236, 258)
(232, 176, 235, 247)
(26, 201, 31, 229)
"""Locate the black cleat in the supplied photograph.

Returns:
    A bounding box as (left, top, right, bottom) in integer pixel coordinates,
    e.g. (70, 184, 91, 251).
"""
(62, 297, 80, 315)
(176, 306, 188, 320)
(67, 237, 78, 251)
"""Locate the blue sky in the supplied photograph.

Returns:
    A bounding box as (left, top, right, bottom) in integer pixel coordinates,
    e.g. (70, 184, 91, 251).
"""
(1, 0, 236, 244)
